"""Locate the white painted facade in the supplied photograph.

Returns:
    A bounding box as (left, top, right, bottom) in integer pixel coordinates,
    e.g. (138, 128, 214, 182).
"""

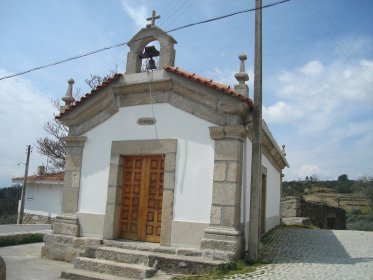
(25, 183, 63, 217)
(242, 139, 282, 249)
(78, 103, 283, 243)
(79, 103, 215, 224)
(12, 177, 63, 219)
(262, 154, 282, 230)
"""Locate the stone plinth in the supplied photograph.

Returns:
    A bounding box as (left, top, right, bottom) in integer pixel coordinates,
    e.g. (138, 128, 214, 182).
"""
(41, 233, 102, 263)
(53, 214, 80, 237)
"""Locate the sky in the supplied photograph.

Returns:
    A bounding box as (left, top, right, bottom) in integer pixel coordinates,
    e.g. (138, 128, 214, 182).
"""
(0, 0, 372, 187)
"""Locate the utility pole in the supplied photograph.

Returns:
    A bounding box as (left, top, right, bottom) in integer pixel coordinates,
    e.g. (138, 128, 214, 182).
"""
(17, 145, 31, 225)
(248, 0, 263, 262)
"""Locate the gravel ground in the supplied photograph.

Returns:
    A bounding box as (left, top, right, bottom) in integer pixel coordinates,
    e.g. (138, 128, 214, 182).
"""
(225, 228, 373, 280)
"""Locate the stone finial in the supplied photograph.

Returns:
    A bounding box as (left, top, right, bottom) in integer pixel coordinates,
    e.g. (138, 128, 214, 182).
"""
(234, 52, 249, 97)
(146, 10, 160, 28)
(282, 145, 287, 156)
(60, 78, 75, 112)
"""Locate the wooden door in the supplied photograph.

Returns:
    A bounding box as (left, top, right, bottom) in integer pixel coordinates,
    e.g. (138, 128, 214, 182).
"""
(119, 155, 164, 243)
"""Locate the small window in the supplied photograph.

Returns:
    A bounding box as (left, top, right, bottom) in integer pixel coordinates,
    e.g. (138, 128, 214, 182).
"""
(27, 186, 35, 200)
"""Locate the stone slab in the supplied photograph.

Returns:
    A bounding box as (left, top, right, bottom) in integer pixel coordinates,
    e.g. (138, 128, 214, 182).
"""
(74, 257, 157, 278)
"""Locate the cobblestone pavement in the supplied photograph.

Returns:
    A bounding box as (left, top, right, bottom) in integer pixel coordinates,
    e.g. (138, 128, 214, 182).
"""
(225, 228, 373, 280)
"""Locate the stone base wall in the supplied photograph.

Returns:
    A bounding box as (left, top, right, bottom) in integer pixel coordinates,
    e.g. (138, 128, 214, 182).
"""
(23, 213, 55, 224)
(41, 233, 102, 263)
(200, 227, 242, 261)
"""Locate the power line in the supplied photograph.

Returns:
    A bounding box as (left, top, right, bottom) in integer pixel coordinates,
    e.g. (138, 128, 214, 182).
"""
(0, 0, 291, 81)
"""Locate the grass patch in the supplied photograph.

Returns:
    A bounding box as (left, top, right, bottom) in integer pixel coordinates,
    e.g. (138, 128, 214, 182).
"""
(173, 261, 263, 279)
(0, 233, 44, 247)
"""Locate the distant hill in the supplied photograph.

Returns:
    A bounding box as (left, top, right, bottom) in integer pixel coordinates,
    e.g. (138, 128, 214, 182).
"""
(282, 176, 372, 214)
(282, 176, 373, 231)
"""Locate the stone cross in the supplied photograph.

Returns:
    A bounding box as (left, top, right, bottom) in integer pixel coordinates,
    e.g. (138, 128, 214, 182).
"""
(146, 10, 160, 27)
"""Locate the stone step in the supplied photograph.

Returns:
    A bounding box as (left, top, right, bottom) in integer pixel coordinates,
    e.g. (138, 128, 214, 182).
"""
(61, 268, 131, 280)
(95, 246, 224, 275)
(74, 257, 157, 279)
(62, 268, 173, 280)
(102, 240, 177, 255)
(102, 240, 202, 257)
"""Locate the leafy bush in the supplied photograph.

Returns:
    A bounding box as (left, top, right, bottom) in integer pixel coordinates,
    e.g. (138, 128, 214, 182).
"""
(0, 233, 44, 247)
(346, 214, 373, 231)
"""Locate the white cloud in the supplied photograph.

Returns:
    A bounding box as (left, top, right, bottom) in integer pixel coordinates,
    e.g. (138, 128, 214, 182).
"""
(0, 69, 54, 187)
(121, 0, 148, 28)
(267, 53, 373, 180)
(266, 58, 373, 131)
(298, 164, 324, 179)
(263, 101, 303, 123)
(300, 60, 324, 76)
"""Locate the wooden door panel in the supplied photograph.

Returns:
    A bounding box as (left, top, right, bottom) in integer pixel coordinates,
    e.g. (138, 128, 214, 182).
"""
(119, 157, 146, 240)
(119, 155, 164, 243)
(141, 156, 164, 242)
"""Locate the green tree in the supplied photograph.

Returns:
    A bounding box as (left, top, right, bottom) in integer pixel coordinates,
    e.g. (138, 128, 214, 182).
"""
(338, 174, 349, 182)
(356, 176, 373, 209)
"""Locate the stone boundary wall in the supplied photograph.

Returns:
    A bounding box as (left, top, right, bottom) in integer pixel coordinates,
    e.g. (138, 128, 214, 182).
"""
(281, 196, 346, 229)
(301, 200, 346, 230)
(23, 213, 55, 224)
(281, 196, 301, 218)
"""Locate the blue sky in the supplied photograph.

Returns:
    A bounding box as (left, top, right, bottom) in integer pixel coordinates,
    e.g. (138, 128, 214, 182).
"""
(0, 0, 372, 186)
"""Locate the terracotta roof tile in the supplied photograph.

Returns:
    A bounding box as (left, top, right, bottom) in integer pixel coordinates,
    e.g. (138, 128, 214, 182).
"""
(12, 173, 64, 182)
(56, 67, 253, 120)
(164, 66, 253, 108)
(56, 73, 123, 119)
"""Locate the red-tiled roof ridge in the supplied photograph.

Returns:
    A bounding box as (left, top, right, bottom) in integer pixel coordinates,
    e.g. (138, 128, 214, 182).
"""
(56, 73, 123, 119)
(164, 66, 253, 108)
(12, 172, 64, 182)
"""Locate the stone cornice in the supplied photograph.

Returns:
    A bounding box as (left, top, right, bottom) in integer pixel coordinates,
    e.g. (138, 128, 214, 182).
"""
(209, 125, 247, 140)
(63, 136, 87, 147)
(60, 87, 117, 128)
(246, 121, 289, 170)
(112, 78, 172, 95)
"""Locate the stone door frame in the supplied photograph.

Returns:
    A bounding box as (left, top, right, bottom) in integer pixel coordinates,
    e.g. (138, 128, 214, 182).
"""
(103, 139, 177, 246)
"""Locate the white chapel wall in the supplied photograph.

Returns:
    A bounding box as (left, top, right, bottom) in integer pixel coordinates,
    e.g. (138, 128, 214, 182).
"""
(242, 138, 281, 250)
(79, 103, 214, 225)
(262, 154, 281, 231)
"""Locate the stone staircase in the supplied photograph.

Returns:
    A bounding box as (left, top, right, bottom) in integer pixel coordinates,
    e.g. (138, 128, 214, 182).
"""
(61, 240, 226, 279)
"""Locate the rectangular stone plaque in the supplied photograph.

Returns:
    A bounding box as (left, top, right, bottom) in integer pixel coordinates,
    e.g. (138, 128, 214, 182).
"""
(137, 117, 156, 125)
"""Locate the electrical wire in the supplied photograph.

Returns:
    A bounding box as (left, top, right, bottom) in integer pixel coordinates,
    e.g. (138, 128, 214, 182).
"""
(0, 0, 291, 81)
(159, 0, 191, 28)
(304, 0, 372, 83)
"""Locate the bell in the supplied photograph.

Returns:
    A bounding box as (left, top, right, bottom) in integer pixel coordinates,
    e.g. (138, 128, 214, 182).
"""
(147, 58, 157, 70)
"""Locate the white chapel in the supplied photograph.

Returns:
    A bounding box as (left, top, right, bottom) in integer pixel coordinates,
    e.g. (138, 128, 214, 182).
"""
(42, 12, 288, 278)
